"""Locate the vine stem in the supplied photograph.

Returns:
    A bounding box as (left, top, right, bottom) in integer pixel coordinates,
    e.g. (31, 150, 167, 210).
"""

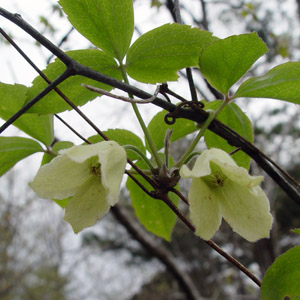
(119, 64, 163, 168)
(214, 95, 231, 118)
(175, 110, 215, 168)
(175, 96, 231, 168)
(123, 145, 156, 171)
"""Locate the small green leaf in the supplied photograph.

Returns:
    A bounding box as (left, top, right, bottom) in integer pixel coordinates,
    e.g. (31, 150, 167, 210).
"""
(204, 101, 253, 169)
(199, 33, 268, 94)
(126, 23, 218, 83)
(0, 136, 43, 176)
(261, 246, 300, 300)
(26, 49, 122, 114)
(126, 161, 178, 240)
(234, 62, 300, 104)
(88, 129, 146, 161)
(52, 141, 75, 153)
(59, 0, 134, 61)
(41, 141, 74, 165)
(0, 82, 54, 146)
(147, 109, 198, 151)
(54, 197, 71, 209)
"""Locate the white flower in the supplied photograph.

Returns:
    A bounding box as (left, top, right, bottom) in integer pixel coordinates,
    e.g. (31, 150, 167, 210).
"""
(180, 148, 273, 242)
(30, 141, 127, 233)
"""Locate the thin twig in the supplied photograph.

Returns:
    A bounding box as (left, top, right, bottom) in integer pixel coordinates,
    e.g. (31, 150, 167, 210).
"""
(168, 1, 199, 102)
(173, 0, 183, 24)
(54, 114, 90, 144)
(47, 27, 74, 64)
(82, 84, 160, 104)
(125, 171, 155, 198)
(186, 67, 198, 102)
(200, 0, 209, 30)
(169, 187, 189, 205)
(0, 68, 73, 134)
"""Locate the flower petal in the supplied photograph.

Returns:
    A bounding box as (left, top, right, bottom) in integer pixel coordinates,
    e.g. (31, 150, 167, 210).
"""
(64, 176, 111, 233)
(189, 178, 223, 240)
(180, 148, 235, 178)
(62, 141, 127, 206)
(180, 150, 213, 178)
(212, 160, 263, 188)
(29, 154, 91, 199)
(61, 140, 120, 163)
(97, 143, 127, 206)
(219, 181, 273, 242)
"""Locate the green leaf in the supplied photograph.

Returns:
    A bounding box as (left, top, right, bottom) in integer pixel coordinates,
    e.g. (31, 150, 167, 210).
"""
(126, 161, 178, 240)
(126, 23, 218, 83)
(0, 82, 54, 146)
(54, 197, 71, 209)
(41, 141, 74, 165)
(26, 49, 122, 114)
(147, 109, 198, 151)
(234, 62, 300, 104)
(59, 0, 134, 61)
(88, 129, 146, 161)
(204, 101, 253, 169)
(199, 33, 268, 95)
(0, 136, 43, 176)
(261, 246, 300, 300)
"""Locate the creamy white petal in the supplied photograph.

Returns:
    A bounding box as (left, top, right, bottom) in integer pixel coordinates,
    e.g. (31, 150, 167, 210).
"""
(212, 159, 263, 188)
(189, 178, 223, 240)
(180, 148, 234, 178)
(219, 181, 273, 242)
(61, 141, 119, 163)
(61, 141, 126, 206)
(29, 154, 91, 199)
(180, 150, 212, 178)
(97, 143, 127, 206)
(64, 176, 110, 233)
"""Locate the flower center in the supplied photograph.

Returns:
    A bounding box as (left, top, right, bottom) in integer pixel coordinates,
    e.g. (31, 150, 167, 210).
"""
(203, 162, 227, 189)
(90, 162, 101, 177)
(212, 171, 226, 187)
(88, 156, 101, 177)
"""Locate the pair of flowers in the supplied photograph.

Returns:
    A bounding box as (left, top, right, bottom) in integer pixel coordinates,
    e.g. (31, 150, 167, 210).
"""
(30, 141, 273, 241)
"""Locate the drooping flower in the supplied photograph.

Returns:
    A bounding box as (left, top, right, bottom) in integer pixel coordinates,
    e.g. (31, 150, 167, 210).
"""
(180, 148, 273, 242)
(30, 141, 127, 233)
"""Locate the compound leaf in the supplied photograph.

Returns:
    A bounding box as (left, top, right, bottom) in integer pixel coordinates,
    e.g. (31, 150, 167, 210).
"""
(59, 0, 134, 60)
(234, 62, 300, 104)
(199, 33, 267, 95)
(0, 82, 54, 146)
(126, 23, 218, 83)
(0, 136, 43, 176)
(261, 246, 300, 300)
(26, 50, 122, 114)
